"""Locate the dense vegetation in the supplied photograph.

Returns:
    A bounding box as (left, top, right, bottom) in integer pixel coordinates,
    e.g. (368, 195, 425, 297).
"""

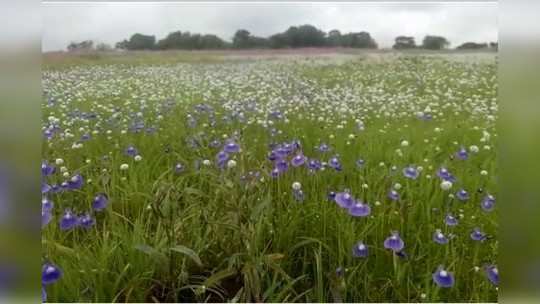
(63, 24, 496, 52)
(42, 53, 498, 302)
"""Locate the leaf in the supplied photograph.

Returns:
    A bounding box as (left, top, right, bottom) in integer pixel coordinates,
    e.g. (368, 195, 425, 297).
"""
(170, 245, 203, 267)
(134, 244, 168, 265)
(265, 253, 285, 261)
(42, 240, 76, 255)
(197, 268, 238, 296)
(250, 195, 271, 221)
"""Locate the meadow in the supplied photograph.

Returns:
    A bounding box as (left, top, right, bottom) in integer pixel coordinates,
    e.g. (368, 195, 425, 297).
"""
(41, 51, 498, 302)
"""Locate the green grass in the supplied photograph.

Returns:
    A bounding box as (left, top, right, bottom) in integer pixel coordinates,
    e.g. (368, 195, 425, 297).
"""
(42, 53, 497, 302)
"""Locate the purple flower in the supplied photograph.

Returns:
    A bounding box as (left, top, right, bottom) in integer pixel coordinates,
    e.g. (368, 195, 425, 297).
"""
(327, 191, 336, 201)
(42, 182, 51, 194)
(42, 197, 53, 212)
(125, 145, 138, 157)
(348, 201, 371, 217)
(328, 156, 342, 171)
(270, 168, 280, 178)
(384, 231, 405, 252)
(307, 159, 322, 171)
(42, 210, 52, 228)
(42, 263, 62, 285)
(388, 189, 400, 201)
(42, 286, 47, 302)
(41, 161, 56, 176)
(267, 151, 279, 162)
(485, 265, 499, 286)
(59, 209, 79, 231)
(402, 166, 419, 179)
(317, 143, 331, 153)
(291, 153, 307, 167)
(352, 241, 368, 258)
(445, 214, 459, 226)
(216, 150, 229, 167)
(432, 266, 455, 288)
(275, 159, 289, 173)
(456, 189, 469, 201)
(456, 147, 468, 160)
(50, 184, 62, 194)
(92, 193, 108, 211)
(67, 174, 84, 190)
(223, 141, 240, 153)
(293, 189, 305, 202)
(433, 229, 449, 244)
(79, 213, 95, 229)
(356, 159, 365, 168)
(437, 167, 456, 182)
(470, 228, 487, 241)
(481, 194, 495, 212)
(334, 192, 355, 209)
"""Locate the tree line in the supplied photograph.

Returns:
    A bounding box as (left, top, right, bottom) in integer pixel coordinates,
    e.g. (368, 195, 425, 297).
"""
(65, 24, 497, 52)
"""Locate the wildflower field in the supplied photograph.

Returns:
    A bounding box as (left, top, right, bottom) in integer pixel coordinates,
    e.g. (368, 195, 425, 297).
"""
(42, 52, 498, 302)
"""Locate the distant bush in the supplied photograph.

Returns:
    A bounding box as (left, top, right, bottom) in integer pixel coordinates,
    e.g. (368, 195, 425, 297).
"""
(422, 35, 450, 50)
(456, 42, 488, 50)
(67, 40, 94, 52)
(393, 36, 416, 49)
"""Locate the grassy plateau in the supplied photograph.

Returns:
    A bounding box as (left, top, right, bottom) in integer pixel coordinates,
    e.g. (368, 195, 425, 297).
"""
(41, 50, 498, 302)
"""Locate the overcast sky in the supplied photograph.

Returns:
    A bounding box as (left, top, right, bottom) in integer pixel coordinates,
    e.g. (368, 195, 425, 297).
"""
(42, 2, 498, 51)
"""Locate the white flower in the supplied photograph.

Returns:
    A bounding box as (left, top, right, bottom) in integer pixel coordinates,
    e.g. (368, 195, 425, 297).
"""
(134, 155, 142, 162)
(362, 183, 369, 189)
(202, 159, 211, 166)
(55, 158, 64, 165)
(348, 134, 355, 139)
(401, 140, 409, 147)
(480, 170, 488, 176)
(227, 159, 237, 169)
(120, 163, 129, 171)
(60, 166, 68, 173)
(394, 183, 402, 190)
(469, 145, 479, 153)
(292, 182, 302, 191)
(440, 180, 453, 191)
(62, 172, 70, 178)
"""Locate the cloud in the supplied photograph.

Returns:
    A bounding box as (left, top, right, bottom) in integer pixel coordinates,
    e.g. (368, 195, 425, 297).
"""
(42, 2, 498, 51)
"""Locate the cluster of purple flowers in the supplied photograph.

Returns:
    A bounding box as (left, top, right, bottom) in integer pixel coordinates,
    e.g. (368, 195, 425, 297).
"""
(215, 139, 240, 168)
(437, 167, 456, 183)
(333, 191, 371, 217)
(42, 173, 85, 195)
(42, 192, 108, 231)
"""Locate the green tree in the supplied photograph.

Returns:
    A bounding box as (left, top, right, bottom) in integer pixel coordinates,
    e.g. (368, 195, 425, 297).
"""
(456, 42, 488, 50)
(393, 36, 416, 49)
(126, 33, 156, 50)
(67, 40, 94, 52)
(422, 35, 450, 50)
(327, 29, 342, 47)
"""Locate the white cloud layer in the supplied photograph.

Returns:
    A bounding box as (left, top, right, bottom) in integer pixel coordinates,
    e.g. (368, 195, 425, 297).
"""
(42, 2, 498, 51)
